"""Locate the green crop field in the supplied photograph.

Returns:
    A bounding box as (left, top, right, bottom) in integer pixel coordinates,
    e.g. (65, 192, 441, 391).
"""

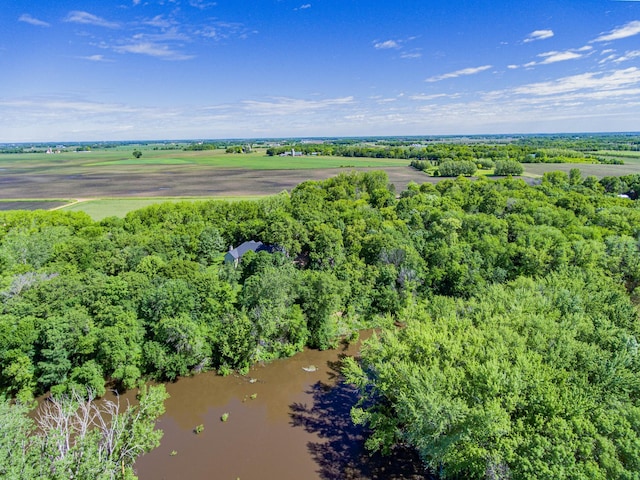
(521, 162, 640, 178)
(0, 146, 410, 173)
(59, 196, 267, 220)
(590, 150, 640, 165)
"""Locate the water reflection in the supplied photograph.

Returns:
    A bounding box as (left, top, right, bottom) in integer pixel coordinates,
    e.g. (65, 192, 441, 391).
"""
(290, 356, 429, 480)
(134, 339, 430, 479)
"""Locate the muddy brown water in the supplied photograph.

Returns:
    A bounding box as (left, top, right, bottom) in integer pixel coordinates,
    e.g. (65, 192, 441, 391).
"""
(127, 337, 429, 480)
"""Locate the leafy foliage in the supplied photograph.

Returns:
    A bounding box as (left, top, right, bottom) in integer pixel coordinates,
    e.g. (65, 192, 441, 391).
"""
(345, 271, 640, 478)
(0, 385, 168, 479)
(2, 162, 640, 478)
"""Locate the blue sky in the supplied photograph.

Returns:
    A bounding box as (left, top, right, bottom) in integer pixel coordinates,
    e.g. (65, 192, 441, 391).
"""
(2, 0, 640, 142)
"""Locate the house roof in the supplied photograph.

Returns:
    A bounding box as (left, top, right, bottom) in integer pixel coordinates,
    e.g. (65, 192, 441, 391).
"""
(229, 240, 268, 260)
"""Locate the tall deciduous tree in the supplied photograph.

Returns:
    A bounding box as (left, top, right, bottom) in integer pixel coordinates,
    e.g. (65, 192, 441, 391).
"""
(344, 270, 640, 479)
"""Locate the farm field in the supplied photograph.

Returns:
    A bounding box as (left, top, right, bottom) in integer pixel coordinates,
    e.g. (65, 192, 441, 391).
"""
(588, 150, 640, 165)
(1, 143, 639, 219)
(0, 145, 411, 172)
(0, 200, 68, 211)
(521, 162, 640, 178)
(59, 196, 267, 220)
(0, 146, 431, 215)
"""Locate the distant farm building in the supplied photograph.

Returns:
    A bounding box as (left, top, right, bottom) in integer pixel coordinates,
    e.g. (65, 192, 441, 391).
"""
(279, 148, 303, 157)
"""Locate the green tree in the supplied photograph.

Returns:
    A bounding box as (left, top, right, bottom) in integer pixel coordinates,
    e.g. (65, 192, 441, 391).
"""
(0, 385, 168, 479)
(494, 159, 524, 176)
(344, 271, 640, 479)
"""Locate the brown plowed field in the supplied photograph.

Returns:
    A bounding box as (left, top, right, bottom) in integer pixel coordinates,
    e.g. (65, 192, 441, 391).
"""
(0, 166, 434, 199)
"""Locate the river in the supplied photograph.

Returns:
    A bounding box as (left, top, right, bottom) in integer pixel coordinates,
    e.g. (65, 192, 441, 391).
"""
(131, 336, 428, 480)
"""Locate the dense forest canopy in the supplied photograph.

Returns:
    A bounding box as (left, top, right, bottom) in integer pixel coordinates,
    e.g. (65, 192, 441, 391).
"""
(1, 167, 640, 478)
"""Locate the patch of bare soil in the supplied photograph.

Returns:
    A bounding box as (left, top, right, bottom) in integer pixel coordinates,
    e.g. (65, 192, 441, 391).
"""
(0, 167, 432, 199)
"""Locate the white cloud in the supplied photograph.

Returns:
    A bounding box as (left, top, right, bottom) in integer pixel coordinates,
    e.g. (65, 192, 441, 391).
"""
(0, 97, 142, 114)
(81, 54, 112, 62)
(519, 47, 591, 68)
(144, 15, 174, 29)
(374, 40, 400, 50)
(599, 54, 619, 64)
(524, 29, 554, 43)
(189, 1, 217, 9)
(18, 14, 50, 27)
(401, 51, 422, 59)
(537, 50, 584, 64)
(593, 20, 640, 42)
(241, 96, 354, 115)
(512, 67, 640, 96)
(426, 65, 492, 82)
(299, 4, 312, 9)
(3, 86, 640, 142)
(194, 21, 251, 41)
(65, 11, 120, 29)
(114, 42, 194, 60)
(614, 50, 640, 62)
(409, 93, 460, 101)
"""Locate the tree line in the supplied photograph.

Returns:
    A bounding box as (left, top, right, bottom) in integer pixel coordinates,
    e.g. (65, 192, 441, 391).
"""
(1, 169, 640, 477)
(266, 142, 607, 164)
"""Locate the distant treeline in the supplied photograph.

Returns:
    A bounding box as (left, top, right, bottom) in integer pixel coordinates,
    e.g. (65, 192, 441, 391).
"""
(266, 142, 615, 164)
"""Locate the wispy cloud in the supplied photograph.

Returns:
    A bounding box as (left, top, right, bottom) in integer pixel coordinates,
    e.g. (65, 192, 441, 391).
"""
(242, 96, 354, 115)
(426, 65, 492, 82)
(114, 42, 194, 60)
(592, 20, 640, 42)
(194, 21, 253, 41)
(295, 4, 311, 10)
(518, 46, 592, 68)
(374, 40, 400, 50)
(401, 51, 422, 59)
(189, 0, 217, 9)
(524, 29, 554, 43)
(80, 54, 112, 62)
(511, 67, 640, 96)
(66, 10, 254, 62)
(410, 93, 460, 101)
(614, 50, 640, 62)
(144, 15, 174, 29)
(535, 50, 584, 64)
(374, 37, 422, 60)
(18, 14, 50, 27)
(65, 11, 120, 29)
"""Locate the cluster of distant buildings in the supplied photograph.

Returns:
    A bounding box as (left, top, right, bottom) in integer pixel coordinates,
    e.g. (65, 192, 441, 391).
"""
(279, 148, 304, 157)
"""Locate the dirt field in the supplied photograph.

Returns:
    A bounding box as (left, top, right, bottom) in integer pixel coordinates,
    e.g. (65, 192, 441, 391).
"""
(0, 201, 68, 211)
(0, 166, 434, 200)
(521, 162, 640, 178)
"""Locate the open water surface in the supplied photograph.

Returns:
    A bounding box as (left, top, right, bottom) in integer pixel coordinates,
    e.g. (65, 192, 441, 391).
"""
(131, 336, 428, 480)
